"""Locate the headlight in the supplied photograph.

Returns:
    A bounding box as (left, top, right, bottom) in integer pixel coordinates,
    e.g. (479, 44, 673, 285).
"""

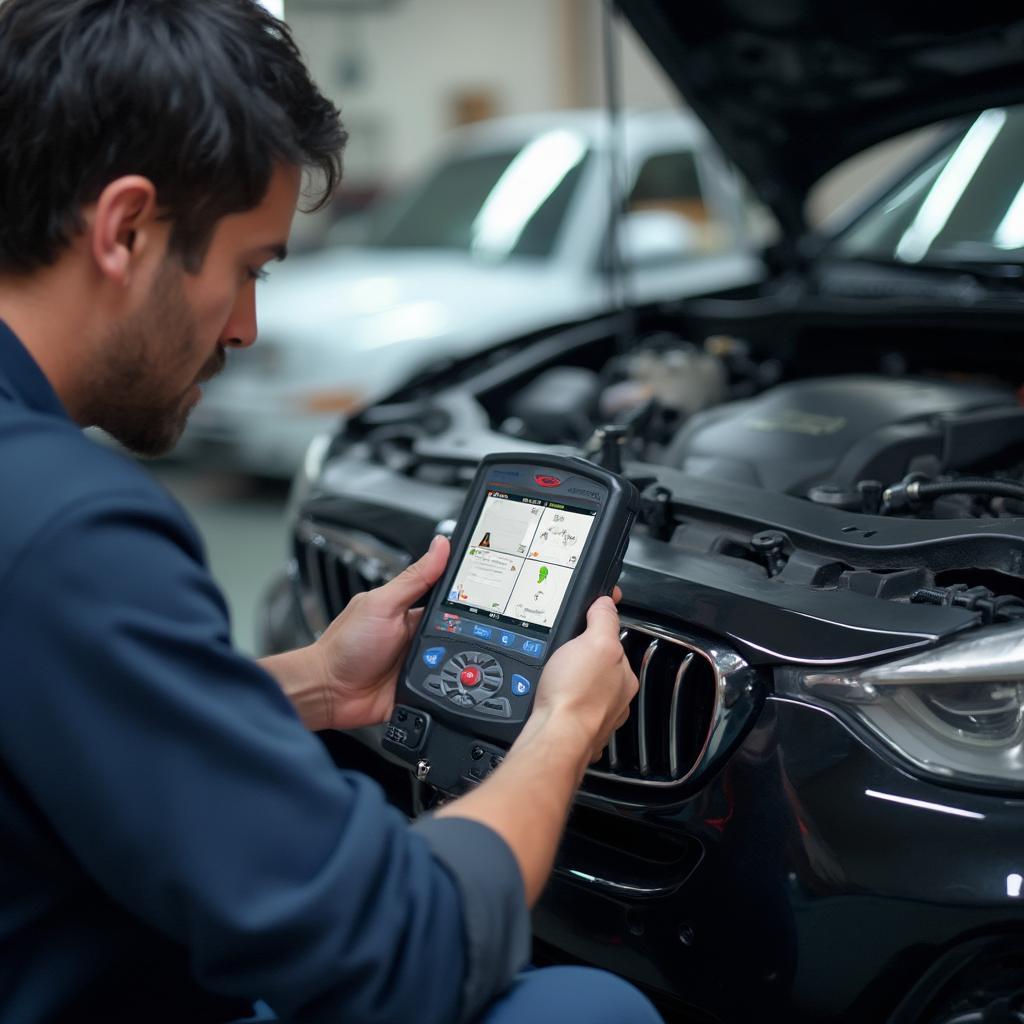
(780, 625, 1024, 791)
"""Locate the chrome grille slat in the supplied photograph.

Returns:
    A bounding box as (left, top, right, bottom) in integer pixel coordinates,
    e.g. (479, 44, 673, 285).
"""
(587, 619, 743, 790)
(668, 652, 694, 779)
(608, 628, 629, 771)
(607, 730, 620, 771)
(636, 639, 659, 777)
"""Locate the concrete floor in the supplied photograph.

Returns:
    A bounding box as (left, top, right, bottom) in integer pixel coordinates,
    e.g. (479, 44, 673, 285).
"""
(146, 462, 292, 656)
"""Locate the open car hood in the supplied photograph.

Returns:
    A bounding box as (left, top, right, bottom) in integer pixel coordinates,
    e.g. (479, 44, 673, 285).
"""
(618, 1, 1024, 242)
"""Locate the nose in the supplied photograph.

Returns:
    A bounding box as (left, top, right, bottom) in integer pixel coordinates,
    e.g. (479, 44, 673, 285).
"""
(219, 280, 258, 349)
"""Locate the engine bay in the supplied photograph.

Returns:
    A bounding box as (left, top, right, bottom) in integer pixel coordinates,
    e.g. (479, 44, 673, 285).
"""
(349, 312, 1024, 503)
(333, 309, 1024, 631)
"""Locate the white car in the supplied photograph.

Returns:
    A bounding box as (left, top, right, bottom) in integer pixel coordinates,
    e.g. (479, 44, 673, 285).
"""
(182, 108, 762, 476)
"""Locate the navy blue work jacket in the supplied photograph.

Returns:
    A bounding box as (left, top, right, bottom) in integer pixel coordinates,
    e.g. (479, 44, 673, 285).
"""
(0, 322, 529, 1023)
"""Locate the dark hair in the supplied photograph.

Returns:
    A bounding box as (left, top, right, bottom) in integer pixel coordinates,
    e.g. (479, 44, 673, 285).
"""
(0, 0, 347, 273)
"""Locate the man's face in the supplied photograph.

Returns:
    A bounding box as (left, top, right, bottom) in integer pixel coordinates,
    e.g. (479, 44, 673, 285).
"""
(87, 165, 301, 456)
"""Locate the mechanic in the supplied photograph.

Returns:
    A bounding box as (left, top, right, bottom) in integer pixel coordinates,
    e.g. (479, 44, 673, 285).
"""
(0, 2, 660, 1022)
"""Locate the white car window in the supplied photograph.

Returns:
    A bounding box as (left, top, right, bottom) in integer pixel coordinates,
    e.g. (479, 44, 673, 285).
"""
(368, 136, 591, 262)
(623, 149, 735, 263)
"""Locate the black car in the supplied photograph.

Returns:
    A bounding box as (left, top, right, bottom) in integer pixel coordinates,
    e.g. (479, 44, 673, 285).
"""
(259, 5, 1024, 1022)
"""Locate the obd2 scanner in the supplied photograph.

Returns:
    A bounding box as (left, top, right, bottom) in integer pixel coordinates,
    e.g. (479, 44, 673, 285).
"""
(382, 453, 639, 794)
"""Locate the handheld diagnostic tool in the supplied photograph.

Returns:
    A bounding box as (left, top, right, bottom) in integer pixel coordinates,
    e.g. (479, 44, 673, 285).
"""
(382, 453, 639, 794)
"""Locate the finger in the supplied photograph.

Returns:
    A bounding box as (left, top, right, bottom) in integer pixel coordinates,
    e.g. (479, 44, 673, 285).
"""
(611, 585, 623, 604)
(377, 535, 450, 614)
(585, 594, 620, 640)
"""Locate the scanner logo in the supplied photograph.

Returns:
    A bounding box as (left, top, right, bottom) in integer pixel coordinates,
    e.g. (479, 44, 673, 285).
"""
(534, 475, 562, 487)
(568, 486, 602, 500)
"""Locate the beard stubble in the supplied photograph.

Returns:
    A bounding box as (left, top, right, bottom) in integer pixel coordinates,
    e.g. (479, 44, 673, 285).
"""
(84, 259, 225, 457)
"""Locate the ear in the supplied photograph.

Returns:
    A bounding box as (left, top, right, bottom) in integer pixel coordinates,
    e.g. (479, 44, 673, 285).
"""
(88, 176, 163, 287)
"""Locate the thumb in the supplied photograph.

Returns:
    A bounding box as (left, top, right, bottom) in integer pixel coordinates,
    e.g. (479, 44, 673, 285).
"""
(377, 535, 450, 614)
(585, 594, 620, 639)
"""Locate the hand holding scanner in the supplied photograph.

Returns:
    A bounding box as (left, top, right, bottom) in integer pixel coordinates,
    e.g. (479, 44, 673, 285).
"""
(382, 453, 639, 793)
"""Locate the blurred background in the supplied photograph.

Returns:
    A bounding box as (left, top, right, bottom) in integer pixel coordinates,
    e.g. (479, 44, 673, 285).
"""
(146, 0, 931, 655)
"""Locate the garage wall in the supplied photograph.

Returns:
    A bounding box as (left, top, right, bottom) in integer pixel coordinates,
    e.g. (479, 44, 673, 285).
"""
(287, 0, 678, 188)
(565, 0, 678, 112)
(289, 0, 564, 185)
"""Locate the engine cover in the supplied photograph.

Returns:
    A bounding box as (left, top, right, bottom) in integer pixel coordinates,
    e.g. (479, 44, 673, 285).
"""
(664, 375, 1017, 494)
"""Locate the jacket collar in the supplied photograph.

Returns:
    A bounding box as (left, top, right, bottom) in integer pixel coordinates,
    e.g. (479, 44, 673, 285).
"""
(0, 320, 71, 421)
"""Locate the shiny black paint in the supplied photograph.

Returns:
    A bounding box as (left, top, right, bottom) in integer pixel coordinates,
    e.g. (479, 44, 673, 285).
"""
(664, 376, 1017, 494)
(619, 552, 968, 667)
(636, 465, 1024, 571)
(543, 697, 1024, 1023)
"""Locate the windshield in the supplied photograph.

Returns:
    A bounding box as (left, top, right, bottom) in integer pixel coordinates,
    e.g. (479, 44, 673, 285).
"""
(365, 129, 590, 261)
(835, 105, 1024, 265)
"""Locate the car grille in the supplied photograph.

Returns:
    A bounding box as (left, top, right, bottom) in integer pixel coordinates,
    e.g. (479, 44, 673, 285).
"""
(586, 622, 722, 788)
(292, 518, 412, 633)
(292, 523, 731, 789)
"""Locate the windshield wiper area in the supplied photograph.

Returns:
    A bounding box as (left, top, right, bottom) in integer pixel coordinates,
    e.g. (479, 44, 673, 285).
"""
(820, 255, 1023, 301)
(916, 247, 1024, 284)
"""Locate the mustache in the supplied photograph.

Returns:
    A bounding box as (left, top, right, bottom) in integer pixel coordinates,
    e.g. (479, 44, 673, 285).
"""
(197, 346, 227, 384)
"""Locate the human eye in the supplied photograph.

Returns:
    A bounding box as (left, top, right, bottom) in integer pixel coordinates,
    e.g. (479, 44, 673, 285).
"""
(248, 266, 271, 283)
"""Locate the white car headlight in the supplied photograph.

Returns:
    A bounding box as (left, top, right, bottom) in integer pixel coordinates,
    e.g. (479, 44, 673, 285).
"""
(781, 625, 1024, 790)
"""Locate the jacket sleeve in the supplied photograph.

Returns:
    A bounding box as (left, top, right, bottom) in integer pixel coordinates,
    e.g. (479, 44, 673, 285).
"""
(413, 815, 531, 1021)
(0, 490, 529, 1023)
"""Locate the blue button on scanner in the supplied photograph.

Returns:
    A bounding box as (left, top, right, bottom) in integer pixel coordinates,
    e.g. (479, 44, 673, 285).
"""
(422, 647, 445, 668)
(520, 639, 544, 657)
(499, 630, 517, 647)
(511, 674, 531, 697)
(472, 624, 493, 640)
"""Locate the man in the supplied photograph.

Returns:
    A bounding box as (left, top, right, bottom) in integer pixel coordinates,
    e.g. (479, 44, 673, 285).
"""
(0, 2, 661, 1022)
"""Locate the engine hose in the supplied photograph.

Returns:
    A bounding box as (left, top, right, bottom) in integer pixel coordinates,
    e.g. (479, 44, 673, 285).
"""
(883, 477, 1024, 512)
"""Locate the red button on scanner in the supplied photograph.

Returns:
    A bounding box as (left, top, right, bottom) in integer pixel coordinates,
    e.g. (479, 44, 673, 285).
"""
(460, 666, 482, 687)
